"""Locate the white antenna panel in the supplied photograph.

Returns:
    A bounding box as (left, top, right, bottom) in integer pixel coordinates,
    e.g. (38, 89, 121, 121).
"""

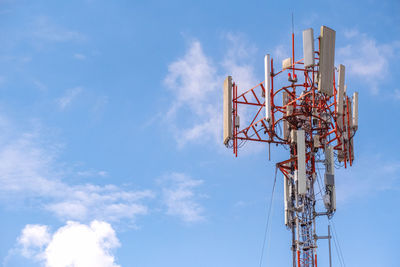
(313, 134, 320, 148)
(318, 26, 336, 96)
(325, 146, 334, 175)
(337, 64, 345, 115)
(297, 130, 307, 195)
(265, 54, 272, 122)
(338, 84, 348, 130)
(223, 76, 232, 145)
(302, 28, 315, 67)
(348, 100, 354, 162)
(337, 113, 343, 130)
(235, 115, 240, 128)
(343, 97, 348, 140)
(282, 57, 292, 70)
(331, 186, 336, 211)
(284, 174, 290, 226)
(352, 92, 358, 130)
(348, 101, 353, 129)
(290, 129, 297, 144)
(324, 145, 336, 212)
(282, 91, 289, 139)
(350, 136, 354, 161)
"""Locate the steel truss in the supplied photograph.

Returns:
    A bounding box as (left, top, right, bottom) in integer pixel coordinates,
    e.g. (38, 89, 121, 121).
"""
(228, 31, 357, 267)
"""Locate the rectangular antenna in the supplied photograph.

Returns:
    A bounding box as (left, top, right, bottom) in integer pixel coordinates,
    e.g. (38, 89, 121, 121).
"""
(303, 28, 315, 67)
(284, 173, 291, 226)
(282, 91, 289, 140)
(336, 64, 345, 130)
(324, 173, 336, 212)
(350, 135, 354, 161)
(352, 92, 358, 130)
(265, 54, 272, 122)
(297, 130, 307, 195)
(318, 26, 336, 96)
(348, 100, 354, 162)
(223, 76, 232, 145)
(337, 64, 345, 114)
(324, 146, 336, 211)
(343, 96, 348, 140)
(325, 146, 334, 175)
(282, 57, 292, 70)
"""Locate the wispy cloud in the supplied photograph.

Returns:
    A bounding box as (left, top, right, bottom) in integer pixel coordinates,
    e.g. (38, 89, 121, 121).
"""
(159, 172, 205, 223)
(0, 121, 154, 224)
(31, 16, 86, 43)
(336, 153, 400, 204)
(165, 41, 218, 108)
(77, 170, 108, 177)
(33, 80, 47, 92)
(56, 86, 83, 109)
(222, 33, 258, 94)
(337, 30, 400, 94)
(164, 35, 258, 148)
(15, 221, 120, 267)
(164, 40, 221, 148)
(273, 44, 290, 65)
(0, 115, 210, 225)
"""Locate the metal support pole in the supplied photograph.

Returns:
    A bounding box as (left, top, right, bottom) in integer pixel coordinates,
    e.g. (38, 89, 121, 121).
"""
(292, 224, 296, 267)
(328, 225, 332, 267)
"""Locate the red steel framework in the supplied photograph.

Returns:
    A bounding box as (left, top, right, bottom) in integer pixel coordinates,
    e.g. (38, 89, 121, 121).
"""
(227, 29, 357, 267)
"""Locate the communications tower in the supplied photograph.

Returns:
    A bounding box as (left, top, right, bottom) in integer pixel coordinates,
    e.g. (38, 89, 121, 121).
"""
(223, 26, 359, 267)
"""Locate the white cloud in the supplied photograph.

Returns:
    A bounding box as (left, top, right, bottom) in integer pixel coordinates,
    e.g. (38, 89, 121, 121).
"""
(165, 41, 218, 108)
(77, 170, 108, 177)
(222, 33, 258, 94)
(17, 221, 120, 267)
(57, 87, 83, 109)
(164, 41, 220, 148)
(0, 115, 210, 225)
(159, 173, 205, 223)
(164, 35, 259, 148)
(0, 124, 154, 224)
(337, 30, 400, 94)
(34, 80, 47, 91)
(273, 44, 290, 65)
(18, 224, 51, 259)
(335, 153, 400, 204)
(31, 16, 86, 43)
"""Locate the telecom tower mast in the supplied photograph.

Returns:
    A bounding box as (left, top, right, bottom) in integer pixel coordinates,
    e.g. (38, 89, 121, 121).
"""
(223, 26, 358, 267)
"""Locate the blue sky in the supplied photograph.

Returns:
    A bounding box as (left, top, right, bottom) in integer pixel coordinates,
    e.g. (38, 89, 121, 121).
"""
(0, 0, 399, 266)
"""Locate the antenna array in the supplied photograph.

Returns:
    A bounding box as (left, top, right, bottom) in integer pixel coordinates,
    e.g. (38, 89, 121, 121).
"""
(223, 26, 359, 267)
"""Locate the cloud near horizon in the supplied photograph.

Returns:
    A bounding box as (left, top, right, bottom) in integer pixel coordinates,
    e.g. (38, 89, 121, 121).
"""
(0, 114, 209, 226)
(16, 220, 120, 267)
(0, 117, 153, 224)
